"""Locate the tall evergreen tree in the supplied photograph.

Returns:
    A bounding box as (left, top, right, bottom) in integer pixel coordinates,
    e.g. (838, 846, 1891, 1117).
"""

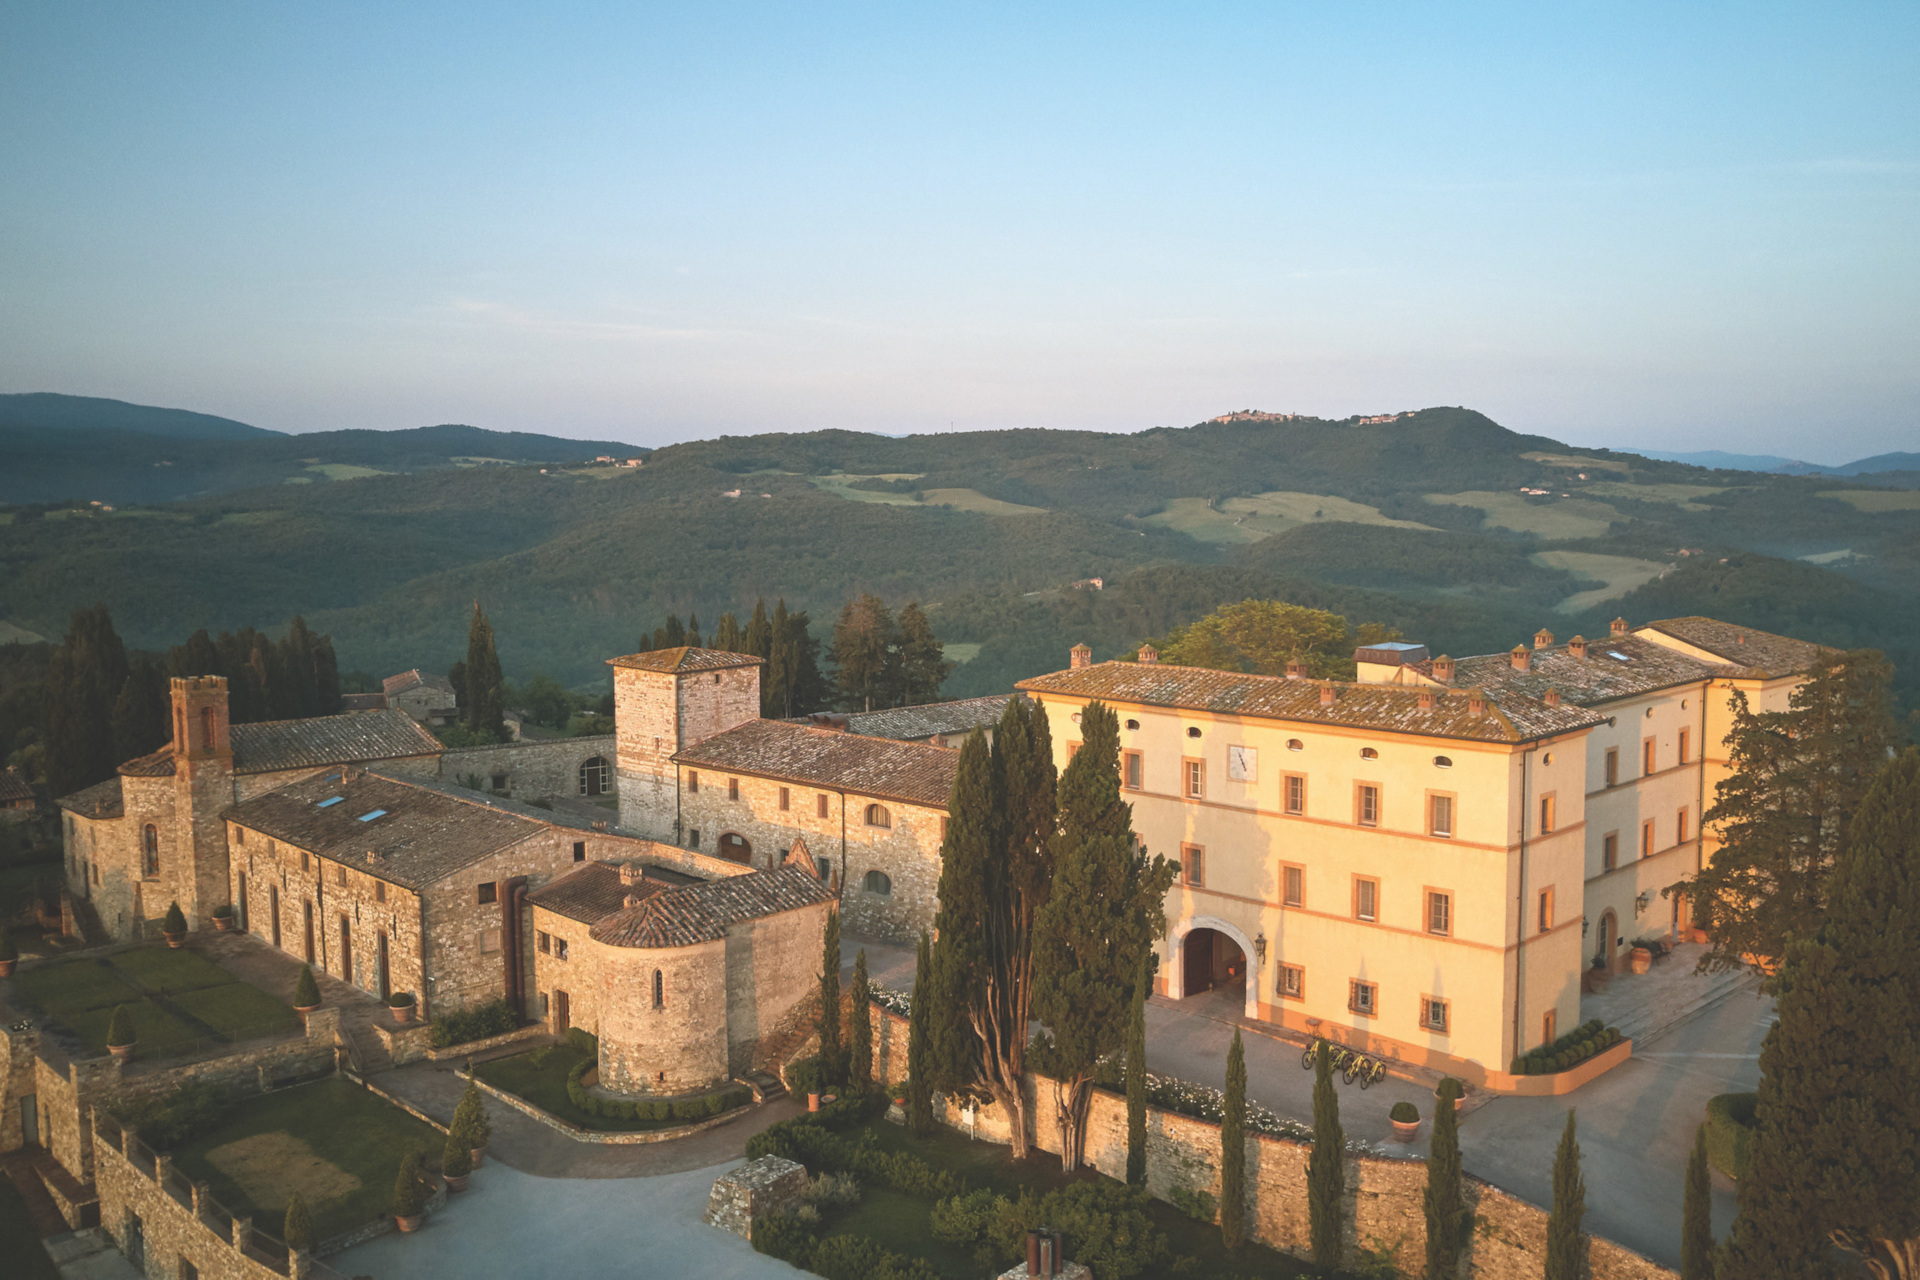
(462, 602, 507, 741)
(656, 615, 686, 650)
(1682, 1124, 1714, 1280)
(818, 908, 843, 1082)
(1125, 949, 1149, 1187)
(1546, 1111, 1587, 1280)
(745, 598, 772, 662)
(1031, 700, 1172, 1171)
(1425, 1078, 1464, 1280)
(1685, 650, 1896, 977)
(713, 611, 744, 654)
(686, 612, 703, 649)
(1720, 749, 1920, 1280)
(112, 654, 170, 764)
(847, 948, 873, 1094)
(1220, 1028, 1247, 1251)
(764, 601, 791, 717)
(827, 594, 898, 711)
(447, 658, 468, 706)
(44, 604, 129, 796)
(895, 603, 952, 705)
(170, 628, 220, 682)
(765, 600, 828, 717)
(1308, 1040, 1345, 1270)
(908, 930, 935, 1137)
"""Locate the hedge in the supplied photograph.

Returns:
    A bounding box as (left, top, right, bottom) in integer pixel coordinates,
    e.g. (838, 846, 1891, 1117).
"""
(561, 1055, 749, 1124)
(747, 1095, 965, 1201)
(1508, 1020, 1622, 1075)
(428, 998, 519, 1049)
(753, 1212, 940, 1280)
(1704, 1092, 1757, 1180)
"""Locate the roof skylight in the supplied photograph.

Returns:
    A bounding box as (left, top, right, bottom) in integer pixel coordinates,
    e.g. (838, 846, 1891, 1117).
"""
(1607, 652, 1631, 662)
(357, 809, 387, 822)
(317, 796, 344, 808)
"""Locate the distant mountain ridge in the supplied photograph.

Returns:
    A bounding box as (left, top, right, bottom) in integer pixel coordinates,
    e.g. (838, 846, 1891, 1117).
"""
(1627, 446, 1920, 476)
(0, 392, 279, 441)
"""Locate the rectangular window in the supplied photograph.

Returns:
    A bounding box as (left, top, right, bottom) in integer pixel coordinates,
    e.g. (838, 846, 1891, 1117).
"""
(728, 777, 739, 801)
(1277, 963, 1305, 999)
(816, 794, 830, 819)
(1677, 807, 1690, 844)
(687, 771, 699, 794)
(300, 851, 309, 872)
(1184, 759, 1205, 799)
(1605, 748, 1619, 788)
(335, 866, 347, 887)
(537, 930, 551, 954)
(1354, 876, 1379, 923)
(778, 787, 790, 811)
(1426, 890, 1452, 936)
(490, 773, 508, 792)
(477, 882, 497, 906)
(1283, 774, 1305, 815)
(1642, 820, 1655, 859)
(688, 829, 701, 849)
(1678, 728, 1691, 764)
(1281, 863, 1304, 908)
(481, 927, 501, 954)
(1603, 832, 1618, 872)
(374, 881, 386, 904)
(537, 991, 549, 1017)
(1429, 794, 1453, 838)
(572, 840, 586, 863)
(554, 937, 569, 961)
(1123, 751, 1143, 791)
(1542, 1010, 1557, 1046)
(1539, 794, 1556, 834)
(1643, 738, 1656, 777)
(1357, 784, 1380, 827)
(1349, 980, 1377, 1016)
(1227, 744, 1257, 782)
(1420, 997, 1449, 1033)
(1182, 844, 1205, 887)
(1537, 887, 1555, 933)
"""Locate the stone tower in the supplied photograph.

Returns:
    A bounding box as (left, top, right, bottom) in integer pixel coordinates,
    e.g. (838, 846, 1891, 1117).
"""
(169, 676, 234, 929)
(608, 648, 763, 841)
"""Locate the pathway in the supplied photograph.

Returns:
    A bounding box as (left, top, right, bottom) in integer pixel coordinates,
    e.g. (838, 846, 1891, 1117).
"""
(1580, 941, 1758, 1046)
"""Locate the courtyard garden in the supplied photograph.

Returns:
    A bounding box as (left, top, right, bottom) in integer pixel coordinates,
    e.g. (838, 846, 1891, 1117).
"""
(471, 1035, 752, 1132)
(7, 944, 300, 1057)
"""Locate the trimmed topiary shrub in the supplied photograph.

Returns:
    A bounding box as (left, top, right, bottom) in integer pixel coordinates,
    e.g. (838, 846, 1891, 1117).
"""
(1704, 1092, 1757, 1179)
(565, 1027, 598, 1056)
(1390, 1101, 1419, 1123)
(211, 904, 235, 920)
(788, 1055, 824, 1097)
(391, 1153, 424, 1218)
(441, 1130, 472, 1177)
(162, 901, 187, 934)
(283, 1191, 314, 1251)
(293, 964, 320, 1009)
(387, 990, 415, 1009)
(106, 1004, 136, 1049)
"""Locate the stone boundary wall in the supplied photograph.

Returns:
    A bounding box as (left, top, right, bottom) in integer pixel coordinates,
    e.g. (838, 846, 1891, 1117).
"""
(862, 1006, 1674, 1280)
(457, 1067, 757, 1145)
(424, 1022, 549, 1062)
(91, 1116, 296, 1280)
(439, 736, 616, 802)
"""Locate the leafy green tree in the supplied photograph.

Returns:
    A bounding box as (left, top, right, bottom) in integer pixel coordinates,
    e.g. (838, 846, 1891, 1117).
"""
(848, 948, 872, 1094)
(1546, 1112, 1587, 1280)
(283, 1191, 314, 1251)
(1149, 599, 1395, 680)
(818, 908, 843, 1083)
(766, 600, 829, 717)
(651, 615, 686, 650)
(1425, 1078, 1464, 1280)
(908, 930, 935, 1137)
(521, 674, 574, 729)
(1308, 1041, 1345, 1269)
(44, 604, 129, 796)
(1719, 749, 1920, 1280)
(1220, 1029, 1247, 1250)
(1683, 1124, 1713, 1280)
(828, 594, 898, 711)
(1125, 950, 1149, 1187)
(1684, 650, 1897, 978)
(895, 603, 952, 705)
(462, 601, 507, 742)
(1031, 701, 1172, 1171)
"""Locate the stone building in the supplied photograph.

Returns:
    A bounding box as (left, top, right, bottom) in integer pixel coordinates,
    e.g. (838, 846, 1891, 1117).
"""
(0, 765, 38, 822)
(380, 669, 457, 723)
(829, 693, 1016, 747)
(527, 852, 833, 1093)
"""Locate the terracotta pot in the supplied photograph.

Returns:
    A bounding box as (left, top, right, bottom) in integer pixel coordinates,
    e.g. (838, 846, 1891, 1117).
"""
(1687, 927, 1709, 945)
(163, 931, 186, 949)
(808, 1092, 821, 1113)
(295, 1003, 321, 1016)
(108, 1042, 133, 1060)
(213, 916, 234, 932)
(394, 1213, 422, 1234)
(443, 1173, 468, 1192)
(0, 958, 15, 978)
(470, 1148, 485, 1168)
(1629, 946, 1652, 975)
(1391, 1119, 1421, 1143)
(390, 1003, 414, 1024)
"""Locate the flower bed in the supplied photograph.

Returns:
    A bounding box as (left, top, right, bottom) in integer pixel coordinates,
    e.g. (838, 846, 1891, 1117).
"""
(1508, 1019, 1622, 1075)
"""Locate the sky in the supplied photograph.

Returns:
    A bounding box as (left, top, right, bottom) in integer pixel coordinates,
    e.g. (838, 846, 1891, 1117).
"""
(1, 4, 1915, 461)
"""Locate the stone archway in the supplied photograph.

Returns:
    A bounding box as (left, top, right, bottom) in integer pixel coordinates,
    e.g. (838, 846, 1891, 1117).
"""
(1167, 915, 1259, 1019)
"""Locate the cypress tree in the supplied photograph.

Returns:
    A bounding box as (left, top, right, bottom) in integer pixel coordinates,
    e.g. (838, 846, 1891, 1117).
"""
(112, 655, 169, 764)
(463, 602, 506, 742)
(827, 594, 896, 711)
(1308, 1040, 1345, 1269)
(283, 1191, 314, 1252)
(1720, 748, 1920, 1279)
(908, 930, 934, 1137)
(895, 603, 952, 705)
(1682, 1124, 1713, 1280)
(818, 908, 842, 1083)
(765, 601, 790, 717)
(1220, 1028, 1247, 1251)
(847, 948, 872, 1094)
(44, 604, 129, 796)
(1425, 1078, 1464, 1280)
(1125, 949, 1149, 1187)
(686, 612, 702, 649)
(745, 598, 772, 662)
(1545, 1111, 1587, 1280)
(713, 611, 743, 654)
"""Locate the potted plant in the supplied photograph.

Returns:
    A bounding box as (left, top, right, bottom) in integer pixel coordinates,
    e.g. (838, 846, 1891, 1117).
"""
(391, 1152, 425, 1232)
(0, 926, 17, 978)
(283, 1192, 314, 1256)
(789, 1056, 823, 1112)
(1434, 1077, 1466, 1108)
(387, 991, 417, 1024)
(161, 901, 189, 948)
(211, 904, 236, 932)
(1389, 1101, 1421, 1142)
(441, 1130, 472, 1191)
(452, 1081, 491, 1166)
(1630, 944, 1653, 975)
(292, 963, 321, 1014)
(106, 1004, 136, 1060)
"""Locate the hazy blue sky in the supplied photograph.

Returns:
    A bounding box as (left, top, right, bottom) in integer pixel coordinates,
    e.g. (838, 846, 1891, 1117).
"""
(2, 3, 1914, 460)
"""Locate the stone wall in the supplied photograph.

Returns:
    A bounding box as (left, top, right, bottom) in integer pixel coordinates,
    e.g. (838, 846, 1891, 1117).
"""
(704, 1155, 807, 1238)
(597, 935, 728, 1093)
(723, 903, 830, 1075)
(530, 904, 604, 1042)
(92, 1119, 288, 1280)
(439, 736, 617, 803)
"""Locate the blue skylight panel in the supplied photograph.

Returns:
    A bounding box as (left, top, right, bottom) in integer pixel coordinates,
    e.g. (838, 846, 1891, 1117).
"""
(357, 809, 387, 822)
(317, 796, 344, 808)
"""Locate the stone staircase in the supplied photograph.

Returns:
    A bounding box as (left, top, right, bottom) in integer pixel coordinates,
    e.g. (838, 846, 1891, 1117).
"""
(1583, 943, 1763, 1048)
(742, 1070, 787, 1103)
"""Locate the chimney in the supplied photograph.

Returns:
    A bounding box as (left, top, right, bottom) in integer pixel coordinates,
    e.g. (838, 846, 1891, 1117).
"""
(1735, 633, 1746, 646)
(365, 849, 383, 863)
(1544, 687, 1562, 707)
(624, 894, 639, 909)
(1069, 643, 1093, 670)
(1534, 629, 1555, 649)
(1510, 646, 1531, 673)
(592, 819, 608, 832)
(1568, 635, 1589, 659)
(1318, 682, 1337, 706)
(1417, 690, 1435, 711)
(1285, 660, 1308, 680)
(1611, 617, 1630, 637)
(1137, 644, 1159, 665)
(618, 863, 640, 886)
(1467, 689, 1488, 715)
(1431, 655, 1455, 684)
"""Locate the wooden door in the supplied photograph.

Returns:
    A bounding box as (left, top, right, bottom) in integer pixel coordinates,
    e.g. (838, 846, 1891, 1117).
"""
(377, 932, 391, 1001)
(303, 901, 315, 963)
(1182, 929, 1212, 996)
(269, 885, 280, 948)
(553, 990, 570, 1037)
(338, 916, 353, 985)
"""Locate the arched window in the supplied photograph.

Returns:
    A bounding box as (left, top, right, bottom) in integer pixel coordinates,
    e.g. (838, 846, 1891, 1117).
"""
(864, 804, 892, 829)
(718, 833, 752, 864)
(577, 756, 611, 797)
(652, 969, 664, 1009)
(1287, 739, 1304, 752)
(863, 870, 892, 896)
(142, 824, 160, 877)
(1359, 747, 1379, 760)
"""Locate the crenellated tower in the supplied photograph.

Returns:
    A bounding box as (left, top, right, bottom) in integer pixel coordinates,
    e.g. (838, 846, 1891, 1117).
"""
(169, 676, 234, 929)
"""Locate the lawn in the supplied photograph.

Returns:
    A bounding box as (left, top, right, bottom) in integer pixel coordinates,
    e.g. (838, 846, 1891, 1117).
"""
(8, 946, 300, 1057)
(472, 1044, 723, 1132)
(169, 1078, 445, 1241)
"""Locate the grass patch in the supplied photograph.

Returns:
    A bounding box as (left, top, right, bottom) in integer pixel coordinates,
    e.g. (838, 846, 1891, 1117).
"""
(806, 474, 928, 506)
(12, 946, 297, 1056)
(1424, 490, 1621, 539)
(1522, 450, 1632, 473)
(944, 642, 982, 665)
(170, 984, 303, 1039)
(110, 947, 236, 992)
(919, 488, 1049, 517)
(473, 1046, 704, 1132)
(0, 620, 46, 644)
(63, 1002, 204, 1057)
(1531, 550, 1672, 613)
(1581, 480, 1726, 510)
(169, 1078, 444, 1241)
(304, 463, 393, 481)
(13, 957, 138, 1013)
(1145, 492, 1431, 545)
(1819, 488, 1920, 513)
(0, 1176, 59, 1280)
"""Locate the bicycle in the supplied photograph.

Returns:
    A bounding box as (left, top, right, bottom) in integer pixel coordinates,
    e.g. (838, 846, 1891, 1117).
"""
(1357, 1057, 1386, 1089)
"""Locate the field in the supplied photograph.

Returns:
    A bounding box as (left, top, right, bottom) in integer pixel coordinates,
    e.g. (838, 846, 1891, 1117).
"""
(1531, 551, 1672, 613)
(1819, 488, 1920, 513)
(1521, 450, 1631, 473)
(302, 463, 393, 482)
(8, 945, 299, 1057)
(169, 1078, 445, 1240)
(943, 642, 982, 666)
(1146, 491, 1432, 545)
(1581, 481, 1726, 510)
(918, 488, 1049, 517)
(1424, 490, 1622, 539)
(806, 474, 1048, 516)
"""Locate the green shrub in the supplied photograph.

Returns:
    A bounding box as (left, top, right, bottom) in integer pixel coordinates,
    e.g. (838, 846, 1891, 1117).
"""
(788, 1055, 824, 1097)
(1169, 1185, 1217, 1223)
(162, 901, 187, 934)
(565, 1027, 598, 1056)
(386, 990, 415, 1008)
(1704, 1092, 1758, 1179)
(649, 1100, 671, 1122)
(105, 1080, 232, 1149)
(441, 1130, 472, 1177)
(1437, 1077, 1465, 1100)
(293, 964, 320, 1009)
(391, 1153, 424, 1218)
(428, 998, 517, 1048)
(931, 1188, 1006, 1262)
(989, 1181, 1171, 1279)
(450, 1080, 490, 1149)
(211, 904, 235, 920)
(1390, 1101, 1420, 1123)
(106, 1003, 136, 1048)
(283, 1191, 314, 1251)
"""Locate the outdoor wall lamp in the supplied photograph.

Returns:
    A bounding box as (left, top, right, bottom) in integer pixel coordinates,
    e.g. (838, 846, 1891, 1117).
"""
(1636, 891, 1654, 914)
(1253, 933, 1267, 965)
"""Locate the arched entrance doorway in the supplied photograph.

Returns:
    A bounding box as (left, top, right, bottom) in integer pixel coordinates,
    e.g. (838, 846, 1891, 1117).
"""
(1182, 927, 1248, 999)
(717, 832, 752, 865)
(1595, 909, 1619, 973)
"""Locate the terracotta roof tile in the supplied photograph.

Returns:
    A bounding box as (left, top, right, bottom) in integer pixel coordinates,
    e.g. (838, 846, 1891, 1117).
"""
(1636, 617, 1833, 679)
(57, 777, 124, 819)
(0, 770, 33, 805)
(1440, 636, 1718, 706)
(527, 860, 699, 926)
(1016, 662, 1603, 744)
(674, 720, 960, 808)
(228, 710, 443, 775)
(607, 647, 765, 674)
(587, 865, 834, 948)
(840, 695, 1018, 742)
(382, 669, 454, 697)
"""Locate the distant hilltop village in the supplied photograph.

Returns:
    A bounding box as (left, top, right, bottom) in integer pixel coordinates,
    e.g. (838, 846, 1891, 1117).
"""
(1209, 409, 1416, 425)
